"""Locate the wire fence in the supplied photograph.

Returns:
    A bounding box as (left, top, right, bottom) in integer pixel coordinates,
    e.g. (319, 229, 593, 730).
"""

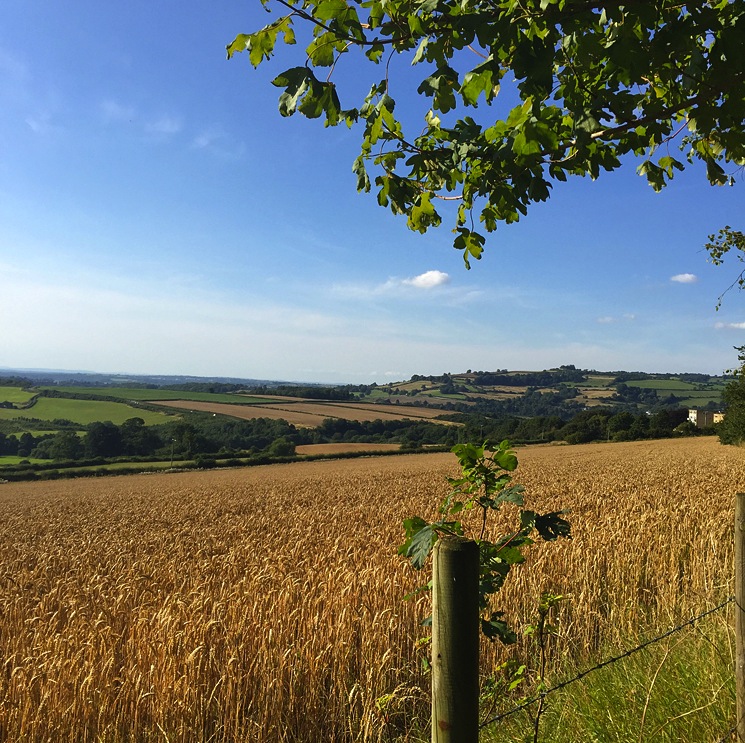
(479, 595, 736, 733)
(716, 724, 738, 743)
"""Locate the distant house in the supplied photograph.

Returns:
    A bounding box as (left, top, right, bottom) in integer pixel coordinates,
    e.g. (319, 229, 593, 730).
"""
(688, 409, 725, 428)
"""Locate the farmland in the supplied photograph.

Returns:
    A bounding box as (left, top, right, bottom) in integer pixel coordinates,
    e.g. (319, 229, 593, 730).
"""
(0, 386, 36, 405)
(150, 399, 452, 427)
(0, 437, 739, 741)
(42, 387, 276, 405)
(0, 397, 173, 426)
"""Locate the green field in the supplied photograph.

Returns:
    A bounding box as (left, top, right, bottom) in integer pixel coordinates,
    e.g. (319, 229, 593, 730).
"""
(0, 398, 173, 426)
(626, 379, 701, 390)
(43, 387, 276, 405)
(579, 375, 615, 388)
(0, 455, 47, 466)
(0, 386, 36, 405)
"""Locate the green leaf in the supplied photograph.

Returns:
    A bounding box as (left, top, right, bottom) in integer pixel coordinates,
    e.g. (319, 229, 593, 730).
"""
(495, 483, 525, 506)
(461, 64, 495, 106)
(352, 155, 371, 192)
(307, 32, 340, 67)
(406, 524, 437, 569)
(272, 67, 310, 117)
(314, 0, 350, 21)
(534, 511, 572, 541)
(482, 612, 517, 644)
(399, 516, 438, 569)
(407, 192, 440, 233)
(453, 228, 485, 269)
(226, 34, 250, 60)
(227, 17, 296, 68)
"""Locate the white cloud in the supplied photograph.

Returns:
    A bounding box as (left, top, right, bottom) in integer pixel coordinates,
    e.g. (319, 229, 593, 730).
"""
(402, 270, 450, 289)
(190, 126, 245, 158)
(597, 314, 635, 324)
(100, 99, 135, 122)
(671, 273, 698, 284)
(332, 271, 482, 306)
(145, 116, 182, 135)
(25, 112, 57, 135)
(192, 126, 223, 149)
(715, 321, 745, 330)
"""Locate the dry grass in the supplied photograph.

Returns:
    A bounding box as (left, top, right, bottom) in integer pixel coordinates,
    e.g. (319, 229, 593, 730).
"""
(0, 437, 741, 741)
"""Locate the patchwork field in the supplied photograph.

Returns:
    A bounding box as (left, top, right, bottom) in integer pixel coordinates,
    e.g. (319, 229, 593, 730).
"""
(150, 399, 452, 427)
(0, 437, 740, 741)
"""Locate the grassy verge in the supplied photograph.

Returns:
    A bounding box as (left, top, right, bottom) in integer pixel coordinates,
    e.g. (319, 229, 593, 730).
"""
(480, 616, 735, 743)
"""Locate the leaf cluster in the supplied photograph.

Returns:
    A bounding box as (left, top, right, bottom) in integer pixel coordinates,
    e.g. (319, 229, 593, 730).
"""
(398, 440, 570, 643)
(229, 0, 745, 264)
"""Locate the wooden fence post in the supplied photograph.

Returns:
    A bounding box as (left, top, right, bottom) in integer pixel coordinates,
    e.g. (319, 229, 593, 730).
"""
(431, 536, 479, 743)
(736, 493, 745, 742)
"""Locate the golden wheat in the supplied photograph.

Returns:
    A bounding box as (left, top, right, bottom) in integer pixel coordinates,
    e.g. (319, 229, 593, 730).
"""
(0, 437, 742, 741)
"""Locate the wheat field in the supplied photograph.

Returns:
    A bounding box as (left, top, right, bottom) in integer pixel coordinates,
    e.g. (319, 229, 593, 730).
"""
(0, 437, 742, 741)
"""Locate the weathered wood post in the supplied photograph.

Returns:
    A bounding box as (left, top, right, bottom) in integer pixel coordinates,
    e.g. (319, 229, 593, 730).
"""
(736, 493, 745, 741)
(431, 536, 479, 743)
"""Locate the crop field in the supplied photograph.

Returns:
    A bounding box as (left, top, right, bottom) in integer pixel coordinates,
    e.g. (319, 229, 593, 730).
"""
(43, 387, 275, 405)
(0, 398, 174, 426)
(150, 399, 452, 427)
(625, 379, 718, 391)
(0, 437, 741, 741)
(296, 443, 403, 455)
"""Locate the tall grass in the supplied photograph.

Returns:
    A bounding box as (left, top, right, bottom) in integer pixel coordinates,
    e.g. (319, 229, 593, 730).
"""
(0, 437, 742, 741)
(482, 614, 735, 742)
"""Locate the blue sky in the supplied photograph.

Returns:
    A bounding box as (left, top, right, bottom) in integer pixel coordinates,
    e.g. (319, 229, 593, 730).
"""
(1, 1, 744, 383)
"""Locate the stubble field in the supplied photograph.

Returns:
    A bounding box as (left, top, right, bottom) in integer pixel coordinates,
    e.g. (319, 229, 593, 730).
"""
(0, 437, 742, 741)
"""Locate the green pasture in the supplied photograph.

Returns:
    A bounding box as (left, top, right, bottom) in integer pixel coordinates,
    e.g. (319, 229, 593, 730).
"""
(0, 398, 173, 426)
(0, 456, 47, 467)
(0, 386, 36, 404)
(685, 394, 724, 407)
(365, 388, 397, 400)
(42, 387, 275, 405)
(426, 389, 468, 400)
(626, 379, 701, 390)
(579, 375, 615, 387)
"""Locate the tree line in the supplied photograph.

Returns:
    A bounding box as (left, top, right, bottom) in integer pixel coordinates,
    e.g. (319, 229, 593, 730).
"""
(2, 404, 708, 469)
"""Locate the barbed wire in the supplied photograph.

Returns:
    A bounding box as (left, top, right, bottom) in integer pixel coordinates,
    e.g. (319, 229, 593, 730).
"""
(714, 723, 737, 743)
(480, 595, 735, 729)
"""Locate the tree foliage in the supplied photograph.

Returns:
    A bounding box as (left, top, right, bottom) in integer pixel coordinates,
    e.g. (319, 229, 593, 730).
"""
(399, 440, 570, 642)
(229, 0, 745, 264)
(706, 225, 745, 306)
(718, 345, 745, 444)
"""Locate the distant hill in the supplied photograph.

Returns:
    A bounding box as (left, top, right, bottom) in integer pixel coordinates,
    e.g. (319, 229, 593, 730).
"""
(0, 365, 728, 415)
(358, 368, 727, 418)
(0, 368, 301, 388)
